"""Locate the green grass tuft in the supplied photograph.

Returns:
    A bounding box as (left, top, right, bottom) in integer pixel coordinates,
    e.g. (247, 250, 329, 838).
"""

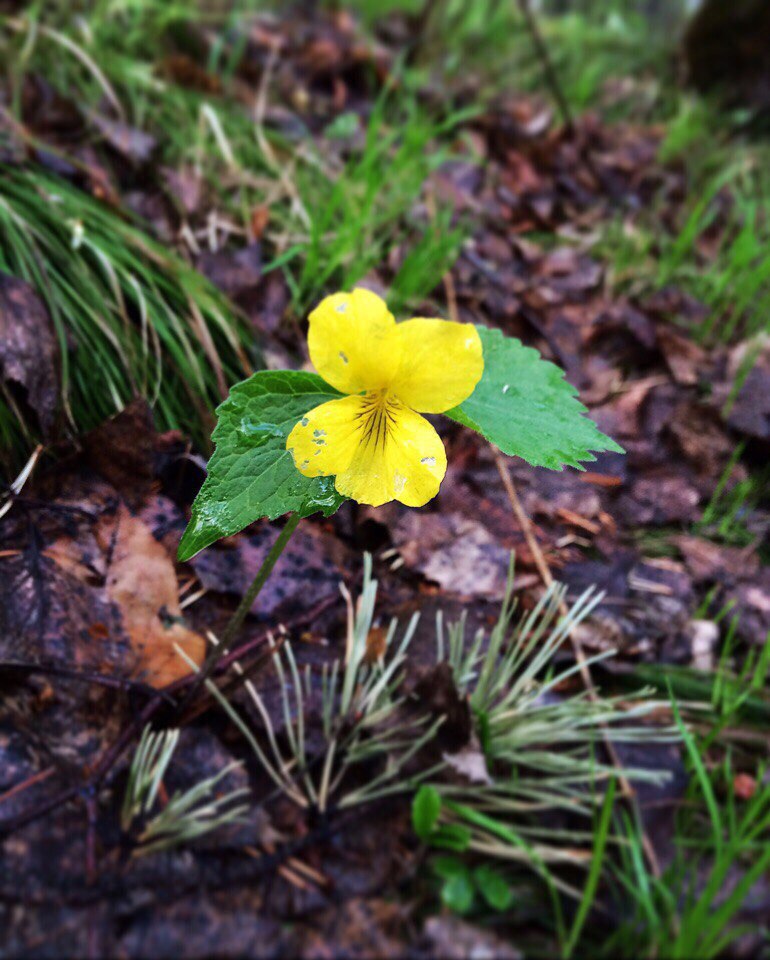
(0, 167, 254, 471)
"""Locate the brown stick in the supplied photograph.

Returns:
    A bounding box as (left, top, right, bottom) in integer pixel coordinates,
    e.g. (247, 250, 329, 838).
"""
(0, 766, 55, 809)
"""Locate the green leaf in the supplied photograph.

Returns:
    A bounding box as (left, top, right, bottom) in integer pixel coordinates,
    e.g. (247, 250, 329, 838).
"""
(412, 785, 442, 839)
(445, 326, 623, 470)
(431, 855, 467, 880)
(178, 371, 345, 561)
(324, 111, 359, 139)
(473, 865, 514, 912)
(430, 824, 472, 852)
(441, 870, 475, 914)
(564, 777, 617, 958)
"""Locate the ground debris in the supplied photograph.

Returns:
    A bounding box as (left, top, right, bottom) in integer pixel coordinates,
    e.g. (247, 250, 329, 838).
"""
(0, 273, 59, 436)
(1, 2, 769, 956)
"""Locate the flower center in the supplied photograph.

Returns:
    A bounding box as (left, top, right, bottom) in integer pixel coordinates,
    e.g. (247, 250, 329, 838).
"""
(357, 389, 400, 451)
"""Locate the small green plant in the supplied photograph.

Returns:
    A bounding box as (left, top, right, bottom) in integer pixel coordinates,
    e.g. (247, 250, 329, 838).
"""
(635, 629, 770, 741)
(416, 575, 672, 896)
(430, 852, 515, 914)
(175, 284, 624, 783)
(179, 287, 621, 560)
(177, 554, 443, 812)
(661, 165, 770, 345)
(292, 89, 477, 312)
(598, 164, 770, 350)
(121, 725, 249, 857)
(602, 729, 770, 959)
(401, 569, 675, 952)
(696, 444, 769, 548)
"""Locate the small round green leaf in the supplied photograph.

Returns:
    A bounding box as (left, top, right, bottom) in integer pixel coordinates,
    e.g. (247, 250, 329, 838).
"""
(441, 870, 475, 914)
(431, 855, 466, 880)
(412, 785, 442, 839)
(473, 865, 514, 911)
(430, 824, 472, 852)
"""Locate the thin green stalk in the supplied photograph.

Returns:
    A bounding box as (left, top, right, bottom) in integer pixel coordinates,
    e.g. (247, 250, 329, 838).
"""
(188, 513, 301, 698)
(221, 513, 301, 650)
(564, 776, 617, 958)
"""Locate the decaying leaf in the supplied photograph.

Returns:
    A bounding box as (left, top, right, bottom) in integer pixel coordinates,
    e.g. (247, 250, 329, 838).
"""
(0, 272, 59, 435)
(99, 505, 205, 687)
(83, 399, 156, 506)
(0, 544, 131, 676)
(393, 511, 511, 599)
(88, 111, 158, 165)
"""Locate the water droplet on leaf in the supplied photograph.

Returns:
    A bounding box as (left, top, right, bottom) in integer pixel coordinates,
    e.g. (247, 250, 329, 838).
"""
(237, 419, 284, 445)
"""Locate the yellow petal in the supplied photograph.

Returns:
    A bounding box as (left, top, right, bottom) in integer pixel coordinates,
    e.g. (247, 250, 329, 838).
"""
(335, 399, 447, 507)
(286, 395, 369, 478)
(308, 288, 400, 394)
(390, 318, 483, 413)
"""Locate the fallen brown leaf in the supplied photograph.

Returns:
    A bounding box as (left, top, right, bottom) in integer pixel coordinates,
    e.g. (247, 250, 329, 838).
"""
(98, 505, 205, 687)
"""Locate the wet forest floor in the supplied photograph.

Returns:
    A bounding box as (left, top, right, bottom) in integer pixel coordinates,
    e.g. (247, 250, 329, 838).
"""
(1, 3, 770, 957)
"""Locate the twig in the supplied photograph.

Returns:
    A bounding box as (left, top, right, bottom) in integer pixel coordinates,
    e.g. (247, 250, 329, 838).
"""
(85, 791, 99, 960)
(0, 766, 55, 809)
(514, 0, 574, 134)
(493, 451, 661, 877)
(0, 807, 360, 910)
(406, 0, 444, 66)
(0, 662, 173, 700)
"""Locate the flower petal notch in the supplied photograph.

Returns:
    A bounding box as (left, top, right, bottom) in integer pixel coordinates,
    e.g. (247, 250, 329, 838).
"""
(288, 288, 483, 507)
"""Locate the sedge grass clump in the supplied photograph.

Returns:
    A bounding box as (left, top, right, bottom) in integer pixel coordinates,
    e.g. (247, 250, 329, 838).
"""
(0, 167, 253, 471)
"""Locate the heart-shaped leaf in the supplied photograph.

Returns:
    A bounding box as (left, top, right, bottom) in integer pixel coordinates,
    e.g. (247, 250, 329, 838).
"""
(178, 371, 345, 561)
(446, 326, 623, 470)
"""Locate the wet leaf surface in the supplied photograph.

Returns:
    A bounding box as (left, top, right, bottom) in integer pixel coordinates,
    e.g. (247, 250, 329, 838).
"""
(0, 273, 59, 435)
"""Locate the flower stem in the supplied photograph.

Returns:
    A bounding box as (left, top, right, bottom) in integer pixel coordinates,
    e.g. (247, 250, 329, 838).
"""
(219, 513, 301, 651)
(185, 514, 302, 701)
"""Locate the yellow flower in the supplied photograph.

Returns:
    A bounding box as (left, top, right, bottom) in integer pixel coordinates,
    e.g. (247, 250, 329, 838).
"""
(287, 288, 483, 507)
